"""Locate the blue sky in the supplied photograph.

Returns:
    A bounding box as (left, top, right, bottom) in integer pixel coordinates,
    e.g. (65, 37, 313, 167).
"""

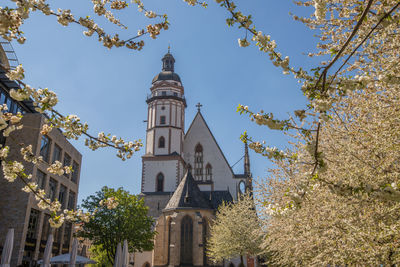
(11, 0, 320, 203)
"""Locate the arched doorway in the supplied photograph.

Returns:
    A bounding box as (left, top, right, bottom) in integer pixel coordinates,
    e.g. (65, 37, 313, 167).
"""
(180, 215, 193, 265)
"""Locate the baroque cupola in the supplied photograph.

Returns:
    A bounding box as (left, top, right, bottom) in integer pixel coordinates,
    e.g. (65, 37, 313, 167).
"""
(152, 49, 182, 84)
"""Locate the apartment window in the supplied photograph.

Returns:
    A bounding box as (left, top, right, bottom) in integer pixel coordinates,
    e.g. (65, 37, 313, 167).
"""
(49, 178, 57, 201)
(27, 209, 40, 239)
(162, 91, 167, 96)
(58, 185, 67, 209)
(0, 91, 5, 105)
(63, 223, 72, 247)
(54, 226, 62, 251)
(10, 101, 18, 114)
(40, 135, 51, 162)
(63, 153, 71, 178)
(6, 97, 12, 112)
(36, 169, 46, 190)
(71, 161, 79, 183)
(0, 89, 26, 114)
(41, 214, 51, 241)
(160, 116, 166, 125)
(52, 144, 62, 163)
(68, 191, 76, 210)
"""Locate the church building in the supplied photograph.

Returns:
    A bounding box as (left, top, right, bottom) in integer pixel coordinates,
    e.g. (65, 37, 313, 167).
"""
(134, 50, 253, 267)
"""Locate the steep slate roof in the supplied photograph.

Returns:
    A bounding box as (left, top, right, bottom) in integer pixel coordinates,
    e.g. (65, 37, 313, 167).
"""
(201, 191, 233, 210)
(164, 170, 213, 210)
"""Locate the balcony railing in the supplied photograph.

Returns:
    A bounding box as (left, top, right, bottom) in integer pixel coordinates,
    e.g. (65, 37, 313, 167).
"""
(146, 92, 187, 106)
(147, 91, 185, 99)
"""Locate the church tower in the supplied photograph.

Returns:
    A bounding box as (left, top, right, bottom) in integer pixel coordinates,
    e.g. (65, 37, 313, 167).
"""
(141, 50, 186, 194)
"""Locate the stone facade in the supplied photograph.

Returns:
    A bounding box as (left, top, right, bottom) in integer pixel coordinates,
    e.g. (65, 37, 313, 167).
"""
(153, 209, 214, 267)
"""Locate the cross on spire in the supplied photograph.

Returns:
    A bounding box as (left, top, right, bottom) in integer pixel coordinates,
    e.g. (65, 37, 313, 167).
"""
(196, 102, 203, 112)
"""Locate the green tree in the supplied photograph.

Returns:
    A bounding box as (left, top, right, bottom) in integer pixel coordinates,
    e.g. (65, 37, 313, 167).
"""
(77, 186, 155, 264)
(88, 244, 113, 267)
(207, 194, 264, 266)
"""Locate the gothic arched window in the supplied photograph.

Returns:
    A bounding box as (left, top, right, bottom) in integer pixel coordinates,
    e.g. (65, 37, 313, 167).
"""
(194, 144, 203, 181)
(205, 163, 212, 181)
(156, 173, 164, 192)
(158, 136, 165, 148)
(180, 216, 193, 265)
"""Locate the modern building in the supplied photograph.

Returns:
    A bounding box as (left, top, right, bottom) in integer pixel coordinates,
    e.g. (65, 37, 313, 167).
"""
(0, 42, 82, 266)
(134, 51, 254, 267)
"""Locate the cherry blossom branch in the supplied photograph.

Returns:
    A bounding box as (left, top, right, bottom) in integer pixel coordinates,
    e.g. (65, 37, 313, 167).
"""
(328, 1, 400, 86)
(1, 0, 169, 50)
(2, 68, 143, 160)
(315, 0, 374, 92)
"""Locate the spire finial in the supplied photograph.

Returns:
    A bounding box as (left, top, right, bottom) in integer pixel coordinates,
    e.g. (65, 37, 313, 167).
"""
(168, 44, 170, 53)
(184, 181, 190, 204)
(196, 102, 203, 112)
(243, 138, 253, 196)
(244, 141, 250, 176)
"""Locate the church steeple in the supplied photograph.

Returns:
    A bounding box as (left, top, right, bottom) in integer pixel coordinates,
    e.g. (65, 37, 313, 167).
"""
(142, 51, 186, 193)
(244, 142, 250, 177)
(243, 142, 253, 195)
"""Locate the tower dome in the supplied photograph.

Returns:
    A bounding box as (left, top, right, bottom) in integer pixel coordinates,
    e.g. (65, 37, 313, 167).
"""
(152, 51, 181, 84)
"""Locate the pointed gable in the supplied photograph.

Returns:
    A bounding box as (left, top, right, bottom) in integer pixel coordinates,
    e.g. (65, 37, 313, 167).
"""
(164, 171, 212, 210)
(184, 112, 234, 176)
